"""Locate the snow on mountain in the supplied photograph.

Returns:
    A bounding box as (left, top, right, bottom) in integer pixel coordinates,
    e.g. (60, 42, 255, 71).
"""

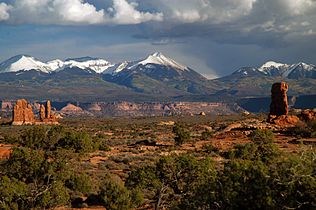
(232, 60, 316, 79)
(0, 55, 52, 73)
(104, 61, 131, 75)
(47, 59, 64, 71)
(61, 57, 113, 74)
(103, 52, 190, 76)
(257, 61, 290, 76)
(258, 61, 286, 71)
(135, 52, 188, 71)
(0, 55, 113, 74)
(1, 54, 315, 80)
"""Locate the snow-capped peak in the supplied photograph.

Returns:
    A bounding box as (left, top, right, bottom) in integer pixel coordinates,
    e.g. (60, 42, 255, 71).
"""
(62, 58, 113, 74)
(258, 61, 287, 71)
(136, 52, 189, 71)
(295, 62, 315, 70)
(47, 59, 64, 71)
(0, 55, 52, 73)
(0, 55, 114, 74)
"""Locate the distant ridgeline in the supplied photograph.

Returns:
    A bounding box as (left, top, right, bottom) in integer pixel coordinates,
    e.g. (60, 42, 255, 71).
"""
(0, 100, 247, 117)
(0, 95, 315, 117)
(238, 95, 316, 113)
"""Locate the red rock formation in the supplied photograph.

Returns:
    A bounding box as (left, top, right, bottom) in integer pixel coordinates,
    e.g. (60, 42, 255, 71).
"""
(61, 103, 84, 113)
(40, 104, 46, 120)
(12, 99, 58, 125)
(272, 115, 301, 127)
(269, 82, 289, 117)
(46, 100, 51, 118)
(268, 82, 306, 126)
(12, 99, 35, 125)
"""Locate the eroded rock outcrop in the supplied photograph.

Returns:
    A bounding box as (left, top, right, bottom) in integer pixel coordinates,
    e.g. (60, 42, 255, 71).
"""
(12, 99, 58, 125)
(40, 100, 58, 124)
(272, 115, 301, 127)
(12, 99, 35, 125)
(40, 104, 46, 120)
(269, 82, 289, 117)
(46, 100, 51, 119)
(268, 83, 302, 126)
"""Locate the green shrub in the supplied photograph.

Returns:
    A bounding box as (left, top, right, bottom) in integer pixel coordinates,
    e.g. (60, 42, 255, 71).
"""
(227, 141, 280, 163)
(0, 147, 74, 209)
(201, 130, 214, 140)
(0, 176, 28, 210)
(218, 160, 274, 209)
(126, 155, 216, 209)
(57, 131, 95, 153)
(184, 148, 316, 210)
(98, 142, 112, 151)
(226, 129, 280, 163)
(290, 121, 316, 138)
(7, 126, 96, 154)
(202, 144, 219, 154)
(99, 177, 133, 210)
(20, 126, 65, 150)
(173, 123, 191, 145)
(66, 173, 94, 195)
(249, 129, 274, 144)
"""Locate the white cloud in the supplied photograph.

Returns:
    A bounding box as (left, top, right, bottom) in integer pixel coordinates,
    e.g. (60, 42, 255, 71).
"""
(0, 2, 12, 21)
(280, 0, 316, 15)
(159, 0, 257, 23)
(173, 9, 206, 23)
(109, 0, 163, 24)
(8, 0, 105, 24)
(52, 0, 105, 24)
(3, 0, 163, 25)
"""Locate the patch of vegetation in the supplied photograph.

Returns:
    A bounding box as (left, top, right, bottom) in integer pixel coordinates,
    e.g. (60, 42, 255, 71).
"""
(227, 129, 279, 163)
(289, 120, 316, 138)
(0, 117, 315, 210)
(4, 126, 98, 154)
(200, 129, 214, 140)
(173, 123, 191, 145)
(202, 144, 219, 154)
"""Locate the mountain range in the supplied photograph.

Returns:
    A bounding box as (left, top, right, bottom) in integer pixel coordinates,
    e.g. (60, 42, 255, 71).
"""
(0, 53, 315, 102)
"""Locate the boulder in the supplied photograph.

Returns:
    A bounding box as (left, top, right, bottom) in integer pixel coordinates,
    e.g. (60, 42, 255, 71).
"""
(199, 112, 206, 116)
(298, 109, 316, 122)
(270, 115, 301, 127)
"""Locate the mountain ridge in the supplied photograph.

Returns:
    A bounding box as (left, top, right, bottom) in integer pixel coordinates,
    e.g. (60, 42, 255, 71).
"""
(233, 60, 316, 79)
(1, 54, 315, 80)
(0, 54, 315, 102)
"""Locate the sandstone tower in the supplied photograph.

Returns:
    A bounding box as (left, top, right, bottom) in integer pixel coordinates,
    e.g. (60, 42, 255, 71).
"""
(12, 99, 35, 125)
(269, 82, 289, 116)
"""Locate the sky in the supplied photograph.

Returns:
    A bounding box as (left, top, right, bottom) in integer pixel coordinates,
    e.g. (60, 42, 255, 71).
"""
(0, 0, 316, 79)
